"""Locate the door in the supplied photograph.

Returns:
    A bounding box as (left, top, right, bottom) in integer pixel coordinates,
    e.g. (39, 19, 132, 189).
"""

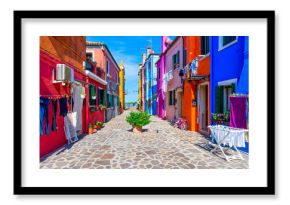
(114, 96, 118, 116)
(198, 84, 209, 131)
(177, 90, 183, 118)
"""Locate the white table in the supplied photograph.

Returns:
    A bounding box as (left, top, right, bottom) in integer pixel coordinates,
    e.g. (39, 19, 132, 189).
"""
(208, 125, 248, 161)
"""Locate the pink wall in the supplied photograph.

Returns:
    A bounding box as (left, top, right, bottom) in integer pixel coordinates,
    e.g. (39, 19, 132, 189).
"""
(165, 37, 183, 121)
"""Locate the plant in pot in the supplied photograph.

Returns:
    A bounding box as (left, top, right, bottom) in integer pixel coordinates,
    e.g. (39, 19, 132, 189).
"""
(95, 121, 104, 130)
(88, 123, 94, 134)
(99, 104, 107, 111)
(126, 111, 151, 133)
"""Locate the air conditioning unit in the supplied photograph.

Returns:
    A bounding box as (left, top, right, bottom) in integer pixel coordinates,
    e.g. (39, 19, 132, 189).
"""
(54, 64, 74, 83)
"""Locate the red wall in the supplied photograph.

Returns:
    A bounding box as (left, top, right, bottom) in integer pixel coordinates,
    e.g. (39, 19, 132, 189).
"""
(40, 51, 71, 157)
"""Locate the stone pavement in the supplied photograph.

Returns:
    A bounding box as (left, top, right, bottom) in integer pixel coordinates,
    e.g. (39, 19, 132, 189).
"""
(40, 110, 249, 169)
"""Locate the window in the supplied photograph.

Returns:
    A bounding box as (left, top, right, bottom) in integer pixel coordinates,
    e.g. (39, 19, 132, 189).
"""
(215, 84, 235, 113)
(157, 67, 160, 80)
(107, 93, 112, 108)
(201, 36, 210, 55)
(172, 51, 180, 69)
(89, 85, 97, 106)
(86, 52, 93, 61)
(183, 49, 187, 65)
(106, 60, 110, 74)
(168, 90, 175, 106)
(116, 73, 119, 84)
(219, 36, 237, 50)
(98, 88, 105, 106)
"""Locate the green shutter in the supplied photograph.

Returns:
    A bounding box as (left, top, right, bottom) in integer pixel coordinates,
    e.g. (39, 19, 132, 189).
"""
(231, 83, 236, 93)
(177, 51, 180, 67)
(98, 88, 100, 105)
(215, 86, 224, 113)
(169, 91, 172, 105)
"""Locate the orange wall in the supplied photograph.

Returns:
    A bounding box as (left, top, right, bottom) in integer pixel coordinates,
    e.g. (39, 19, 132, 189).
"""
(40, 36, 86, 71)
(198, 56, 210, 75)
(184, 36, 200, 63)
(182, 36, 210, 132)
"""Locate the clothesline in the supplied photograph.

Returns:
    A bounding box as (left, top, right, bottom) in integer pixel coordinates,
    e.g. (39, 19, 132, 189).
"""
(40, 94, 71, 100)
(229, 94, 248, 97)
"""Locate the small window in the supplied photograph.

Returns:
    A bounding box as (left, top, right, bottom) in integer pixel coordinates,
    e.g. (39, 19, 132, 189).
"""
(89, 85, 97, 106)
(219, 36, 237, 50)
(201, 36, 210, 55)
(183, 49, 187, 65)
(168, 90, 175, 106)
(106, 60, 110, 74)
(98, 88, 105, 106)
(157, 67, 160, 80)
(86, 52, 93, 61)
(172, 51, 180, 69)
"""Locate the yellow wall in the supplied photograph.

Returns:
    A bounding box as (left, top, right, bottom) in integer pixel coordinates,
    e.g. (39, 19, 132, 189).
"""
(119, 63, 125, 113)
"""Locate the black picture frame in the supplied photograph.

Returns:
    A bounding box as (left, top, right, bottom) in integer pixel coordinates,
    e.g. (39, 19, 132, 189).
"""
(14, 10, 275, 195)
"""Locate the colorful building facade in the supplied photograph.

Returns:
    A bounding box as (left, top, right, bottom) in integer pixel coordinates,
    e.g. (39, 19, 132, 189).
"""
(86, 41, 120, 122)
(144, 52, 159, 115)
(119, 61, 125, 113)
(164, 36, 184, 121)
(210, 36, 249, 114)
(182, 36, 211, 133)
(138, 63, 143, 110)
(156, 36, 170, 119)
(40, 36, 87, 157)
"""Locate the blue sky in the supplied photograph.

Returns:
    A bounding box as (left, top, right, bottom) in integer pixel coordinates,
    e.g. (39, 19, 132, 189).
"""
(86, 36, 174, 103)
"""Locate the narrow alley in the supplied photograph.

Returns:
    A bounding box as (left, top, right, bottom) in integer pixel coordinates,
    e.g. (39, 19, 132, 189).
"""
(40, 110, 248, 169)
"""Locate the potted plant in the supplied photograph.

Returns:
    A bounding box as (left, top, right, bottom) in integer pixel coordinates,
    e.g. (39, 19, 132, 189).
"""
(95, 121, 104, 130)
(99, 104, 107, 111)
(126, 111, 151, 133)
(88, 123, 94, 134)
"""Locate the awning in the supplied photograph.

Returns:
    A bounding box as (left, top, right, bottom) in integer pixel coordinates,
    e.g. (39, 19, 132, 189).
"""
(187, 75, 209, 81)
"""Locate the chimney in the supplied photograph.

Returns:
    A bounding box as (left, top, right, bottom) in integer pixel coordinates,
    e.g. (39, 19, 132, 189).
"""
(161, 36, 169, 52)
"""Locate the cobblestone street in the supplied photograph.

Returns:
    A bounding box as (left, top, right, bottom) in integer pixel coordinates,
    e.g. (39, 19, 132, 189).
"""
(40, 110, 248, 169)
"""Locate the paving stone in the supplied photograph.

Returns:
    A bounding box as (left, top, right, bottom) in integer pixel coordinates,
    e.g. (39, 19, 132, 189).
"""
(95, 160, 110, 165)
(101, 154, 115, 160)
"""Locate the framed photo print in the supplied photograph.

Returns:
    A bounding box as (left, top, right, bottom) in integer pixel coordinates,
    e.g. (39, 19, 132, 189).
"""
(14, 10, 275, 195)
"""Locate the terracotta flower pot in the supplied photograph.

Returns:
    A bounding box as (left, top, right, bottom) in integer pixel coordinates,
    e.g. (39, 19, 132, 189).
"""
(96, 125, 102, 130)
(89, 127, 94, 134)
(133, 126, 142, 133)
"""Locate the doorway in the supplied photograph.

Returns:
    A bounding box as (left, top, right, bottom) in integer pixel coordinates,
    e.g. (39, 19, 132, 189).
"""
(176, 89, 183, 118)
(198, 84, 209, 132)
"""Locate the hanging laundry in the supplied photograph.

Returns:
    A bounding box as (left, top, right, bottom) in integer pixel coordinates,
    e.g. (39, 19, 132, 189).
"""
(64, 112, 78, 144)
(230, 96, 247, 129)
(59, 97, 68, 117)
(51, 99, 58, 131)
(40, 97, 50, 136)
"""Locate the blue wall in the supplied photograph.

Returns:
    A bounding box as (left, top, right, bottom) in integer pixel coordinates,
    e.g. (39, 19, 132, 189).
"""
(210, 36, 249, 153)
(210, 36, 249, 114)
(145, 54, 159, 115)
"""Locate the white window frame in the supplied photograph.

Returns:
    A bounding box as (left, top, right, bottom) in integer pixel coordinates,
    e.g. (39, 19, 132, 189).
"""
(218, 36, 238, 51)
(106, 59, 111, 77)
(218, 78, 237, 112)
(86, 51, 94, 61)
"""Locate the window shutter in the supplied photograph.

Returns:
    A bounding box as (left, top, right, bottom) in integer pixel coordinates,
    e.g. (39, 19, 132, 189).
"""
(177, 51, 180, 67)
(215, 86, 224, 113)
(183, 49, 187, 66)
(97, 88, 100, 105)
(172, 55, 175, 69)
(231, 83, 236, 93)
